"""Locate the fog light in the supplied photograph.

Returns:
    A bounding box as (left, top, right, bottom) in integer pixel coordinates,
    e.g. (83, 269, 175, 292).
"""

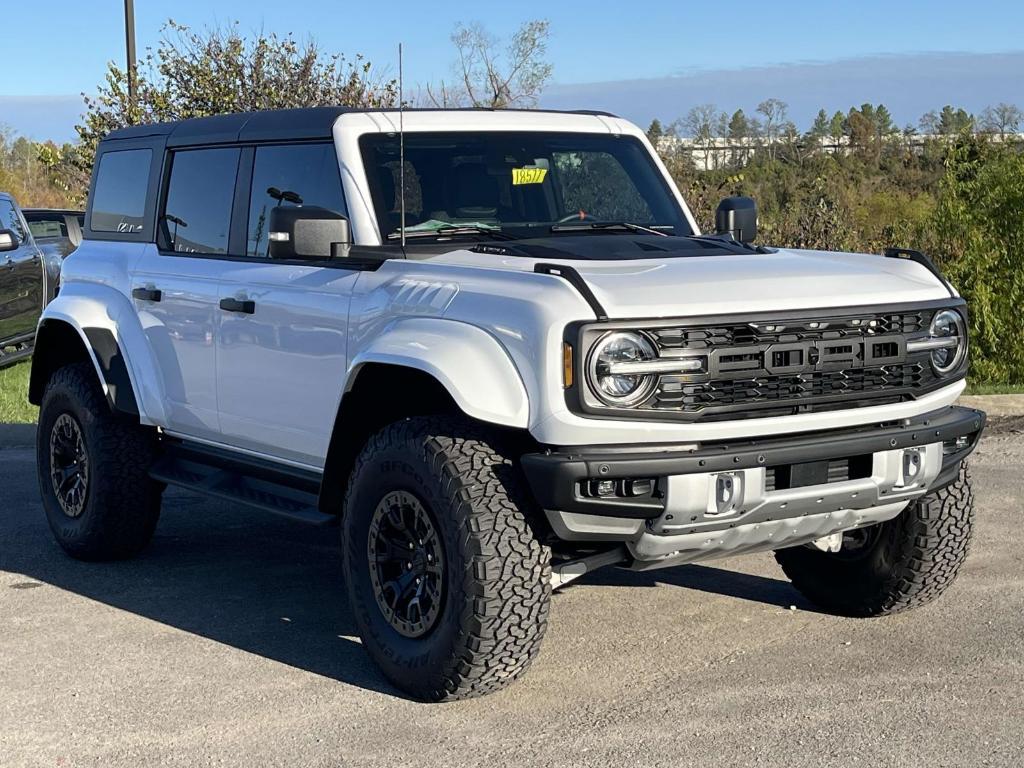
(627, 478, 654, 497)
(595, 479, 617, 497)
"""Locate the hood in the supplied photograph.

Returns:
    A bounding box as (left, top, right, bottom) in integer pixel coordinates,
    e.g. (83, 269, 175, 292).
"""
(426, 240, 954, 318)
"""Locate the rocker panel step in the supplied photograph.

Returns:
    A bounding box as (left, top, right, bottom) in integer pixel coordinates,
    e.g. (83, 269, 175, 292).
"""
(150, 441, 335, 526)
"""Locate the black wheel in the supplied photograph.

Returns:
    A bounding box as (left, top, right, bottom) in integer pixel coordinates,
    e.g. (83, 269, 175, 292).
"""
(37, 362, 163, 560)
(342, 416, 551, 701)
(775, 463, 975, 617)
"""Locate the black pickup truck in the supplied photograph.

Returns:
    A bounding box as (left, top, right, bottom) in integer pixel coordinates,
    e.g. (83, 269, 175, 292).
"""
(0, 192, 51, 368)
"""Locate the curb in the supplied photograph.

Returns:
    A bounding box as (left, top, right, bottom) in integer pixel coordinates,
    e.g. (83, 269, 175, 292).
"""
(0, 423, 36, 449)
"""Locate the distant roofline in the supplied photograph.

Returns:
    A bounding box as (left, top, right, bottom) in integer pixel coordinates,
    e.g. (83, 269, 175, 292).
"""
(102, 106, 620, 145)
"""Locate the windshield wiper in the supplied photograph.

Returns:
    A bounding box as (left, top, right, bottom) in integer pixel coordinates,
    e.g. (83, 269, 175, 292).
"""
(550, 222, 671, 237)
(387, 225, 516, 241)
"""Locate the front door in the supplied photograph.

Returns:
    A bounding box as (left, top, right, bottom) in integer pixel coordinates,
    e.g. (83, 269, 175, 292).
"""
(215, 142, 356, 467)
(0, 198, 43, 345)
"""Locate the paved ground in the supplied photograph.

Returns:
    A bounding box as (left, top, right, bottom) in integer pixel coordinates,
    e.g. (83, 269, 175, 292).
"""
(1, 422, 1022, 768)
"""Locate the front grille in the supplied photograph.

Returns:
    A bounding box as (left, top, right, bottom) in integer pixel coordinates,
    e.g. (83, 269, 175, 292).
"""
(575, 304, 959, 423)
(655, 362, 928, 410)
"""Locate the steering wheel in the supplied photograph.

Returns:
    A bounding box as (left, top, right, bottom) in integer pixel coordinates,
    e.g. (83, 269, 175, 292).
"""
(557, 211, 593, 223)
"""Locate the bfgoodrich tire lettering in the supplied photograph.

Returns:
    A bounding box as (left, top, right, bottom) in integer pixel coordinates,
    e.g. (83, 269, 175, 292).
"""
(775, 463, 975, 616)
(342, 416, 551, 701)
(37, 362, 162, 560)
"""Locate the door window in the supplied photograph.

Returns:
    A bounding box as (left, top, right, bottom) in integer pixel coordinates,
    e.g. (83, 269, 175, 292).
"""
(0, 199, 26, 242)
(162, 148, 240, 255)
(90, 149, 152, 233)
(246, 143, 346, 258)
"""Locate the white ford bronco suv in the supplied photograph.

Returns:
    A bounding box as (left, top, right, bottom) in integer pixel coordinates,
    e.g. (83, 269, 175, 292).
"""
(31, 107, 985, 701)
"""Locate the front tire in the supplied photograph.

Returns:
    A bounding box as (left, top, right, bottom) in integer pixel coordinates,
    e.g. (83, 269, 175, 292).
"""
(775, 463, 975, 616)
(37, 362, 162, 560)
(342, 417, 551, 701)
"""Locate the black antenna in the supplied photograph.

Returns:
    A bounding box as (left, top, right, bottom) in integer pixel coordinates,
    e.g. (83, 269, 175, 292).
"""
(399, 43, 406, 249)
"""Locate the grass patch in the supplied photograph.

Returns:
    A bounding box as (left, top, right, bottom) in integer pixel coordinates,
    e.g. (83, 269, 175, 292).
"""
(0, 361, 37, 423)
(963, 383, 1024, 396)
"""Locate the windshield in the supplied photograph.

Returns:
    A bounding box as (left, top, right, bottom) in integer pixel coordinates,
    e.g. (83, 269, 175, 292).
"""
(359, 131, 691, 240)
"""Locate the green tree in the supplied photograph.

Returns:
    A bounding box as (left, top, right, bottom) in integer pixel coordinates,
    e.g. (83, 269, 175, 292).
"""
(809, 109, 830, 138)
(938, 105, 973, 134)
(829, 110, 846, 141)
(646, 118, 664, 145)
(75, 20, 397, 190)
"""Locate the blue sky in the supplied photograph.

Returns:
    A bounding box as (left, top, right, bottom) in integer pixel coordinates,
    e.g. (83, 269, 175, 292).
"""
(2, 0, 1023, 140)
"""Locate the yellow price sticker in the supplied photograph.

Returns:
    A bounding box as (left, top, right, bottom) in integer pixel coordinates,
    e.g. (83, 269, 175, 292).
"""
(512, 167, 548, 185)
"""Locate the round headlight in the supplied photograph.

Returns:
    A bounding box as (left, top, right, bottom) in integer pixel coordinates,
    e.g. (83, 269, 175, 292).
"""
(587, 332, 658, 407)
(929, 309, 967, 375)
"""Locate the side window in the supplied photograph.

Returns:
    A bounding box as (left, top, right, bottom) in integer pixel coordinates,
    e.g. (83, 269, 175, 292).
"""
(246, 143, 346, 258)
(90, 149, 152, 233)
(27, 216, 68, 240)
(162, 148, 240, 255)
(0, 200, 26, 242)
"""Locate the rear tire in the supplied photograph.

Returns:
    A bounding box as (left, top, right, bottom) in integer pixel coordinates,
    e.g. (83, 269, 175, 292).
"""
(342, 416, 551, 701)
(775, 463, 974, 616)
(37, 362, 162, 560)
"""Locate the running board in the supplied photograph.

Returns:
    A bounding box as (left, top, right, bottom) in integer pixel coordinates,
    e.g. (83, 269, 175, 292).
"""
(149, 440, 335, 526)
(0, 333, 34, 370)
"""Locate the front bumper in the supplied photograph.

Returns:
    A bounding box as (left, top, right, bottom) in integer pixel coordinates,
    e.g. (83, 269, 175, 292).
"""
(521, 406, 985, 568)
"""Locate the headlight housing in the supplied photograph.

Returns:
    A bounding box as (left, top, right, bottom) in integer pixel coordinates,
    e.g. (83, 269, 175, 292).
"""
(586, 331, 659, 406)
(928, 309, 967, 375)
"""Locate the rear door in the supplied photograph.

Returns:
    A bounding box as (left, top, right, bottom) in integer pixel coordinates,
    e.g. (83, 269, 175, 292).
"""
(0, 198, 44, 344)
(215, 142, 358, 467)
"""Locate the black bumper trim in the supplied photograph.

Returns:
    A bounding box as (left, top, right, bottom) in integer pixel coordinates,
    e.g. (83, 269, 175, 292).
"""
(521, 406, 986, 519)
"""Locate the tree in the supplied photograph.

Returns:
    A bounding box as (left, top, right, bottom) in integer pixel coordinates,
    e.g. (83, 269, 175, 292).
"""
(979, 103, 1023, 139)
(809, 109, 830, 138)
(76, 21, 397, 186)
(679, 104, 726, 169)
(938, 105, 973, 135)
(829, 110, 846, 141)
(647, 118, 665, 145)
(756, 98, 789, 160)
(919, 110, 940, 135)
(427, 20, 552, 108)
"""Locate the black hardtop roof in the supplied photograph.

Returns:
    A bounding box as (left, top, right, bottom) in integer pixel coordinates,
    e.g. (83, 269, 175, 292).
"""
(101, 106, 617, 147)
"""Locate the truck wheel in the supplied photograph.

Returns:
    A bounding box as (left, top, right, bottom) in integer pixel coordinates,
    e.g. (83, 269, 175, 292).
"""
(37, 362, 162, 560)
(342, 416, 551, 701)
(775, 463, 974, 617)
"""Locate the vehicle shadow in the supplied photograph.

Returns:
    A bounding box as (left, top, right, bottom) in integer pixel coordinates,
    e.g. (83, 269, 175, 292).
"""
(3, 479, 400, 697)
(573, 559, 818, 611)
(3, 448, 815, 700)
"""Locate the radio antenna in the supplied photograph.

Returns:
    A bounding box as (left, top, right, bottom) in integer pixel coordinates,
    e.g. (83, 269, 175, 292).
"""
(398, 42, 406, 249)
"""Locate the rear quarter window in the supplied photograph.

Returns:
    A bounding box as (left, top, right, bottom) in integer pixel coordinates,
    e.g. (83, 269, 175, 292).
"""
(90, 149, 153, 234)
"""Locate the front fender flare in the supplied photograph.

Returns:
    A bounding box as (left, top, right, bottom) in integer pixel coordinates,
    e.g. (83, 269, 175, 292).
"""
(348, 317, 529, 428)
(32, 286, 168, 424)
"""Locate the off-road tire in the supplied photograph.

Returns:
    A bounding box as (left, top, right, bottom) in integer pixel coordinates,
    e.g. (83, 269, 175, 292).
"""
(37, 362, 162, 560)
(775, 463, 974, 617)
(342, 416, 551, 701)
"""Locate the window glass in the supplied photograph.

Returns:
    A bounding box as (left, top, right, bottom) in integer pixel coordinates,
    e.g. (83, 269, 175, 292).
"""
(90, 149, 152, 233)
(27, 216, 68, 240)
(163, 148, 239, 255)
(246, 143, 346, 257)
(358, 132, 688, 241)
(0, 200, 26, 242)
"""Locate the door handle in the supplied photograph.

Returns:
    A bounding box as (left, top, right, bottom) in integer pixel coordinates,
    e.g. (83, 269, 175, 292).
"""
(132, 287, 162, 302)
(219, 297, 256, 314)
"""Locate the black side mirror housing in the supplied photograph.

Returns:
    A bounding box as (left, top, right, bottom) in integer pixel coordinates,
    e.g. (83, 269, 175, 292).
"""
(0, 228, 19, 253)
(715, 196, 758, 244)
(268, 206, 351, 260)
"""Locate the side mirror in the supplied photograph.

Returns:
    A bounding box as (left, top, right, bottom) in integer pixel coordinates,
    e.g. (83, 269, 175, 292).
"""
(268, 207, 351, 260)
(715, 196, 758, 244)
(0, 228, 19, 253)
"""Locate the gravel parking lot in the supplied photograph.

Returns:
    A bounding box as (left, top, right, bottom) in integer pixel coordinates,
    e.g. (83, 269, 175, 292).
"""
(2, 420, 1022, 767)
